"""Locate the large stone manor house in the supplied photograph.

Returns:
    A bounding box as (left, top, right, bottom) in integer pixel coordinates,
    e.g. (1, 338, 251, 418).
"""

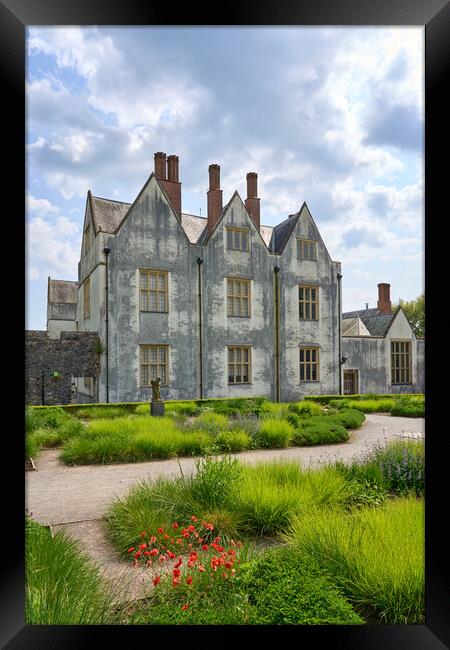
(37, 152, 424, 405)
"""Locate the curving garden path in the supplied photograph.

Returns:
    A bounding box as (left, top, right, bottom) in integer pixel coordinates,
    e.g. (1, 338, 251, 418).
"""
(25, 414, 424, 603)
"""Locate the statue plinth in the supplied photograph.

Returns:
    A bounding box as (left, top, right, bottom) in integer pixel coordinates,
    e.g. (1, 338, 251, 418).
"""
(150, 400, 165, 417)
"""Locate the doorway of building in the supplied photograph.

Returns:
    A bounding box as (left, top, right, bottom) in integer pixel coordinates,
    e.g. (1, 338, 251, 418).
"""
(343, 369, 359, 395)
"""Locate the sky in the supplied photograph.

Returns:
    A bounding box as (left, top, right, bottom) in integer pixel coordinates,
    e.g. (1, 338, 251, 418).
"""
(26, 26, 424, 329)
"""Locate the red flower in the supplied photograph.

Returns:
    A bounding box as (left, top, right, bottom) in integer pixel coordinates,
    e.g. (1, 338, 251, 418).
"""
(191, 515, 198, 522)
(172, 522, 179, 529)
(225, 561, 233, 569)
(198, 564, 205, 572)
(157, 527, 164, 534)
(139, 543, 147, 550)
(181, 604, 189, 611)
(149, 548, 159, 556)
(172, 577, 180, 587)
(202, 544, 209, 551)
(150, 536, 157, 543)
(134, 551, 141, 559)
(167, 550, 176, 559)
(173, 567, 181, 577)
(164, 534, 169, 540)
(127, 547, 135, 553)
(140, 531, 146, 537)
(144, 551, 151, 556)
(186, 576, 193, 585)
(214, 536, 221, 543)
(152, 575, 161, 586)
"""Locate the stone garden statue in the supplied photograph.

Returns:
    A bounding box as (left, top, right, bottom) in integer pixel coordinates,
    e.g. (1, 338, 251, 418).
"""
(150, 376, 162, 402)
(150, 377, 164, 416)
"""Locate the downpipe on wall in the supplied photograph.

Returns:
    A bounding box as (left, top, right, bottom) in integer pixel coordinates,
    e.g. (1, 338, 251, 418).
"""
(104, 247, 110, 403)
(337, 272, 343, 395)
(197, 257, 204, 399)
(274, 266, 280, 402)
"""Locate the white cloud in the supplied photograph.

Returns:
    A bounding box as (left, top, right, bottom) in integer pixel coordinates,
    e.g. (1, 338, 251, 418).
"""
(26, 194, 58, 215)
(26, 215, 80, 280)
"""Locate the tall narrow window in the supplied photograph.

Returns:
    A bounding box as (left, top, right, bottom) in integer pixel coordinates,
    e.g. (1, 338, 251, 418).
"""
(228, 346, 251, 384)
(226, 227, 250, 252)
(227, 279, 251, 317)
(140, 345, 169, 386)
(297, 238, 317, 261)
(299, 347, 319, 381)
(140, 270, 168, 312)
(83, 277, 90, 319)
(391, 341, 412, 384)
(299, 285, 319, 320)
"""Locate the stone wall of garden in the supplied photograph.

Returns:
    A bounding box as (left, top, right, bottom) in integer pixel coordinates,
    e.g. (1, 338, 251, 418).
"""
(25, 330, 101, 405)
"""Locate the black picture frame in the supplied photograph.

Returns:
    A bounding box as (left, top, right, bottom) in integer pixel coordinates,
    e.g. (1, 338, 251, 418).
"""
(3, 0, 448, 647)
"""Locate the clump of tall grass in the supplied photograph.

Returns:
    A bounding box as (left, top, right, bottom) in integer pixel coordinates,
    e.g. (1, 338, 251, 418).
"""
(348, 399, 394, 413)
(26, 418, 85, 459)
(288, 401, 324, 417)
(75, 406, 130, 420)
(255, 418, 293, 448)
(192, 411, 229, 434)
(230, 462, 350, 536)
(214, 430, 252, 452)
(391, 395, 425, 417)
(26, 517, 118, 624)
(285, 497, 424, 624)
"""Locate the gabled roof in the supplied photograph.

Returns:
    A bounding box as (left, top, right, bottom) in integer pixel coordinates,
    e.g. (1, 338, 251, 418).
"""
(48, 278, 78, 304)
(271, 213, 300, 254)
(259, 224, 273, 248)
(342, 307, 395, 337)
(89, 194, 131, 234)
(342, 317, 371, 336)
(180, 213, 207, 243)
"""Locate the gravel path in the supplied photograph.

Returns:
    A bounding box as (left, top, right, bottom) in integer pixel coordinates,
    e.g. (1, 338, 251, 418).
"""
(26, 414, 424, 527)
(26, 414, 424, 604)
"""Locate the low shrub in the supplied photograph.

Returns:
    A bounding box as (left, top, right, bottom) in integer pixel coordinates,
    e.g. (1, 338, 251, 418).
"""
(348, 399, 394, 413)
(74, 406, 130, 420)
(26, 406, 72, 431)
(332, 408, 365, 429)
(256, 418, 293, 448)
(291, 417, 349, 445)
(240, 545, 363, 625)
(364, 439, 424, 496)
(26, 517, 117, 624)
(214, 430, 251, 453)
(391, 395, 425, 418)
(286, 497, 425, 624)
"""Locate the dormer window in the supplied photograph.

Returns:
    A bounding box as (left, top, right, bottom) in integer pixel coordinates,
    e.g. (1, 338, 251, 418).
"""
(297, 238, 317, 261)
(227, 227, 250, 252)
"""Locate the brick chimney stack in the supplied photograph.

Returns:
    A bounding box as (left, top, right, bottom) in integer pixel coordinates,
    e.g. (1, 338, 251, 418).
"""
(377, 283, 392, 314)
(154, 152, 182, 218)
(207, 164, 223, 235)
(245, 172, 260, 230)
(154, 152, 167, 180)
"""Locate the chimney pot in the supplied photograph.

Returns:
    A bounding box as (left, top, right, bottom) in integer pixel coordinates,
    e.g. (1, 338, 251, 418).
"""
(207, 164, 222, 235)
(154, 152, 167, 180)
(167, 155, 179, 182)
(245, 172, 260, 230)
(377, 283, 391, 314)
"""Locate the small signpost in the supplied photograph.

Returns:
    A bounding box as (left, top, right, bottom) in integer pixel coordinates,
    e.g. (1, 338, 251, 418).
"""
(150, 376, 164, 416)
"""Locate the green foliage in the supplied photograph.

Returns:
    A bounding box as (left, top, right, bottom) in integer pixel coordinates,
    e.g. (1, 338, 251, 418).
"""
(194, 411, 229, 434)
(240, 545, 363, 625)
(214, 430, 252, 452)
(288, 401, 324, 417)
(189, 456, 242, 509)
(256, 418, 293, 448)
(75, 406, 130, 419)
(285, 497, 425, 624)
(305, 394, 423, 405)
(392, 294, 425, 337)
(291, 416, 349, 445)
(26, 517, 117, 624)
(391, 395, 425, 418)
(332, 408, 366, 429)
(363, 439, 424, 496)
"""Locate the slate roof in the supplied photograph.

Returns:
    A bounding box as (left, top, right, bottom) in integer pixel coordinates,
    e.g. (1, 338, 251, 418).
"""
(271, 214, 300, 253)
(48, 279, 78, 304)
(88, 194, 281, 248)
(342, 317, 371, 337)
(90, 195, 131, 234)
(342, 307, 394, 337)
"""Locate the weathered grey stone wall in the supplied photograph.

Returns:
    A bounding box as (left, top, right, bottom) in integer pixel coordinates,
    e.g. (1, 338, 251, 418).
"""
(25, 330, 101, 405)
(416, 338, 425, 393)
(278, 206, 341, 401)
